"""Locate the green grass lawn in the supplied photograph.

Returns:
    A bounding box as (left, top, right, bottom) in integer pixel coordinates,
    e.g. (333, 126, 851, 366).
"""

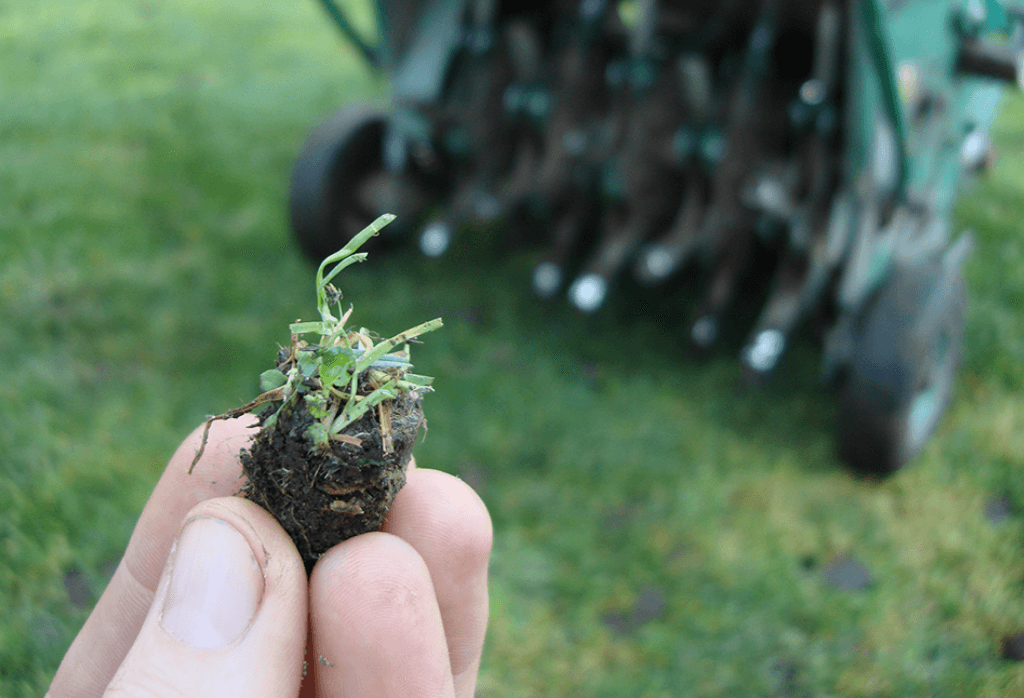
(4, 1, 1024, 695)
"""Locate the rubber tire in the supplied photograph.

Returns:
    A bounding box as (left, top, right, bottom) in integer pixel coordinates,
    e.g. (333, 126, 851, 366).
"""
(836, 262, 966, 476)
(289, 105, 388, 262)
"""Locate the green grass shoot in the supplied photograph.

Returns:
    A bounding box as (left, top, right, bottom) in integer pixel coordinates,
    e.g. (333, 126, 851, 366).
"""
(188, 212, 441, 462)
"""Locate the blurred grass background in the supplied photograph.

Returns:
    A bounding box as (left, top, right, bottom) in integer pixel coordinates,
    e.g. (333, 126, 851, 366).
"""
(3, 0, 1024, 695)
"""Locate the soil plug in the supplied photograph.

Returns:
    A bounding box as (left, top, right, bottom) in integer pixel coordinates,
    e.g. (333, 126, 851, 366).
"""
(190, 214, 441, 572)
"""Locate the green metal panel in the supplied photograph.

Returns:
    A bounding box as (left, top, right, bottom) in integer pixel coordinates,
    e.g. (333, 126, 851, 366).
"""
(887, 0, 1003, 212)
(390, 0, 466, 105)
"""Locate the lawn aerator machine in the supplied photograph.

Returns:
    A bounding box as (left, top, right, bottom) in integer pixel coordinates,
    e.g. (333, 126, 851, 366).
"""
(288, 0, 1024, 474)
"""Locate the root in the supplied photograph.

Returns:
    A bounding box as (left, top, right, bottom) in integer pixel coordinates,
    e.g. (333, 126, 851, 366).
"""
(188, 387, 285, 474)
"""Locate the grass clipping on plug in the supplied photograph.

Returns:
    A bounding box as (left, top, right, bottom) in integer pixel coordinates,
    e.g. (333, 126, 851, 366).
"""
(190, 214, 441, 573)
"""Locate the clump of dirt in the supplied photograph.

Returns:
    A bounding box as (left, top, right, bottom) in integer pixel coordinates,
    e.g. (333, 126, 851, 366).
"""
(240, 382, 424, 573)
(188, 214, 440, 574)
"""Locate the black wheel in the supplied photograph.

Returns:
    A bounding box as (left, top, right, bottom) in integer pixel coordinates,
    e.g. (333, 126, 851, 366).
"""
(836, 262, 966, 475)
(290, 105, 429, 261)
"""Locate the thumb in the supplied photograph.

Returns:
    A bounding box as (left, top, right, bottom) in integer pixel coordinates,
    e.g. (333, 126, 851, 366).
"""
(104, 497, 308, 698)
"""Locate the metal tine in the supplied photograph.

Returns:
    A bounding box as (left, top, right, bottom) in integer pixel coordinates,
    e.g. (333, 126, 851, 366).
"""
(835, 123, 902, 315)
(630, 0, 659, 56)
(696, 2, 782, 259)
(811, 1, 842, 95)
(801, 190, 854, 310)
(689, 233, 753, 350)
(635, 172, 706, 284)
(634, 51, 715, 284)
(482, 20, 546, 219)
(739, 252, 807, 376)
(686, 0, 799, 353)
(766, 0, 846, 322)
(418, 187, 476, 258)
(739, 1, 845, 376)
(641, 0, 779, 288)
(569, 0, 688, 312)
(532, 198, 592, 298)
(504, 18, 543, 83)
(646, 37, 768, 336)
(463, 0, 612, 258)
(420, 5, 518, 258)
(788, 0, 842, 250)
(418, 164, 509, 261)
(490, 138, 542, 217)
(470, 0, 498, 36)
(526, 0, 619, 297)
(567, 204, 643, 313)
(567, 156, 680, 311)
(676, 52, 715, 123)
(526, 3, 614, 216)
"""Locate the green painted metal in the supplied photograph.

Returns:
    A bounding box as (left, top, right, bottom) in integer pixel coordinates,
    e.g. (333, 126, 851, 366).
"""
(390, 0, 465, 105)
(838, 0, 1010, 312)
(294, 0, 1023, 471)
(315, 0, 380, 69)
(886, 0, 1005, 212)
(862, 0, 910, 201)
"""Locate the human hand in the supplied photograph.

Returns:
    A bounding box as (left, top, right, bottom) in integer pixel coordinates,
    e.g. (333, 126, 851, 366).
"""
(46, 416, 492, 698)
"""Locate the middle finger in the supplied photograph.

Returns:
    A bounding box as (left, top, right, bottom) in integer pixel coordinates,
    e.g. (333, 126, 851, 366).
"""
(308, 532, 456, 698)
(381, 468, 492, 698)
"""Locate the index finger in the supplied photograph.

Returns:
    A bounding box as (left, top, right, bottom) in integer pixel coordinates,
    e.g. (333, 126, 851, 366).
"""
(48, 416, 258, 698)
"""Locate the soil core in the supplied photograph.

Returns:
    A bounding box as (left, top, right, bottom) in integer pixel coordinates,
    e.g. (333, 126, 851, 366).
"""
(240, 390, 424, 573)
